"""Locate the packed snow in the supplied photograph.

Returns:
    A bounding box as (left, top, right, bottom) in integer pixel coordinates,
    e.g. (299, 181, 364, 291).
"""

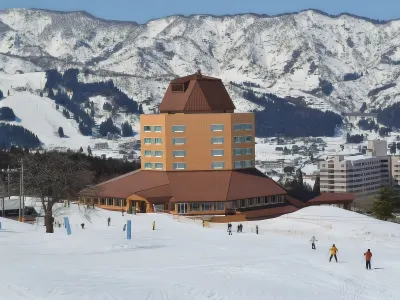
(0, 204, 399, 300)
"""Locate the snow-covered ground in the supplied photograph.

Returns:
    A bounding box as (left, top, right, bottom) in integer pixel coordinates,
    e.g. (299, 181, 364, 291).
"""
(0, 204, 399, 300)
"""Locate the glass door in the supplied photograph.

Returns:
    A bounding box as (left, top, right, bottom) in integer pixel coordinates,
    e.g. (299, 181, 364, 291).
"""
(178, 203, 187, 214)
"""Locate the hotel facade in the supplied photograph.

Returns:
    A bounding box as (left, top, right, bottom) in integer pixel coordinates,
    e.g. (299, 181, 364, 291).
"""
(80, 71, 353, 219)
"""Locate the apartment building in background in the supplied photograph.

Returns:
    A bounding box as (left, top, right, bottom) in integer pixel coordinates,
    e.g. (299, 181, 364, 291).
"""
(392, 155, 400, 189)
(319, 140, 391, 207)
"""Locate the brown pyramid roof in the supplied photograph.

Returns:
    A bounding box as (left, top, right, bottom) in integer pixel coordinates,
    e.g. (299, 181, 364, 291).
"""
(159, 71, 236, 113)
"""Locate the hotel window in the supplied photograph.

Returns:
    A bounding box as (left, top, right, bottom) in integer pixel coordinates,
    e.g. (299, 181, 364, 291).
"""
(216, 202, 224, 211)
(257, 197, 262, 205)
(172, 125, 186, 132)
(144, 126, 152, 132)
(234, 148, 252, 156)
(211, 124, 224, 132)
(144, 150, 152, 157)
(144, 162, 153, 169)
(173, 162, 186, 170)
(173, 137, 186, 145)
(114, 199, 121, 206)
(107, 198, 113, 206)
(233, 123, 253, 131)
(234, 136, 243, 144)
(240, 199, 246, 207)
(173, 150, 186, 157)
(155, 163, 163, 170)
(190, 203, 200, 211)
(122, 199, 127, 207)
(101, 198, 106, 205)
(212, 162, 225, 169)
(171, 84, 184, 92)
(249, 198, 254, 206)
(211, 149, 224, 156)
(245, 160, 253, 168)
(211, 137, 224, 144)
(245, 136, 252, 143)
(271, 196, 276, 204)
(203, 203, 212, 211)
(154, 126, 162, 132)
(155, 138, 162, 145)
(154, 150, 163, 157)
(144, 138, 152, 145)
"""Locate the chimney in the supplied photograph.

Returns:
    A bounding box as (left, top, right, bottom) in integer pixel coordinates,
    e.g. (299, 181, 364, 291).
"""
(196, 69, 202, 79)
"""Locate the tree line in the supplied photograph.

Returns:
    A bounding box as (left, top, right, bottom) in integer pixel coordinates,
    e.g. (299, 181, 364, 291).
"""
(0, 123, 41, 150)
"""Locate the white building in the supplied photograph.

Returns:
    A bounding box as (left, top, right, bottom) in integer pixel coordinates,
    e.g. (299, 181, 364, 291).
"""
(319, 140, 390, 207)
(391, 156, 400, 189)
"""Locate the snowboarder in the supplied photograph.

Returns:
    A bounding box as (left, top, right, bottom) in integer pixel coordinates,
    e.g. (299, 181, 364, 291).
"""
(256, 225, 259, 235)
(123, 224, 127, 231)
(228, 226, 232, 235)
(364, 249, 372, 270)
(329, 244, 338, 262)
(152, 221, 156, 230)
(107, 217, 111, 226)
(227, 223, 232, 232)
(81, 223, 85, 229)
(310, 236, 318, 250)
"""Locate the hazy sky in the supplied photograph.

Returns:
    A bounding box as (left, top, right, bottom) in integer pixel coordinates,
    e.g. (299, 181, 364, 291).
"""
(1, 0, 399, 24)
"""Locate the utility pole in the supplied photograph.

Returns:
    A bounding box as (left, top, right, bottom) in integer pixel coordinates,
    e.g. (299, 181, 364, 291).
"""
(21, 159, 24, 222)
(19, 160, 22, 222)
(7, 165, 10, 200)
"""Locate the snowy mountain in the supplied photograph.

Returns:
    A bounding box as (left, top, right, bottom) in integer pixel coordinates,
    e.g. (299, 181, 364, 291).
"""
(2, 8, 400, 114)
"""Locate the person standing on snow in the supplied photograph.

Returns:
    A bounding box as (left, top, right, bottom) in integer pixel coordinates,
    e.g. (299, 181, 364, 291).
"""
(107, 217, 111, 226)
(310, 236, 318, 250)
(364, 249, 372, 270)
(329, 244, 338, 262)
(152, 221, 156, 230)
(228, 226, 232, 235)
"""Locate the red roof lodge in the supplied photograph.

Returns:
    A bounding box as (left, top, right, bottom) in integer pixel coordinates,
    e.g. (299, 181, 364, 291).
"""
(79, 72, 355, 221)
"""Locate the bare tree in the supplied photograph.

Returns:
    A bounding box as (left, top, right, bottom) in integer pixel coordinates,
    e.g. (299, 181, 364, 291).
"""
(24, 152, 92, 233)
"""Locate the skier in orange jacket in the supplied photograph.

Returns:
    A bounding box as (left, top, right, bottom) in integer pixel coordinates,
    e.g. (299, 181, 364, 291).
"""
(329, 244, 338, 262)
(364, 249, 372, 270)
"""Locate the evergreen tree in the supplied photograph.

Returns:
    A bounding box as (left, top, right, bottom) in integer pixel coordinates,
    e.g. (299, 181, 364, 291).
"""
(99, 118, 120, 136)
(87, 146, 92, 156)
(0, 107, 16, 121)
(48, 88, 55, 99)
(8, 90, 10, 96)
(121, 121, 133, 137)
(372, 187, 397, 220)
(0, 89, 3, 98)
(313, 176, 321, 194)
(58, 127, 64, 138)
(297, 169, 304, 188)
(103, 102, 112, 111)
(56, 105, 59, 110)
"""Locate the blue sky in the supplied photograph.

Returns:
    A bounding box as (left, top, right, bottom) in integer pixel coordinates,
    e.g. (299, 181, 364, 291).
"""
(1, 0, 400, 24)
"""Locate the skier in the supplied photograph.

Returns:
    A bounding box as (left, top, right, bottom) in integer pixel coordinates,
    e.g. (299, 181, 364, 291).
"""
(227, 223, 232, 232)
(364, 249, 372, 270)
(123, 224, 127, 231)
(329, 244, 338, 262)
(152, 221, 156, 230)
(228, 226, 232, 235)
(107, 217, 111, 226)
(310, 236, 317, 250)
(122, 209, 125, 216)
(237, 224, 240, 233)
(256, 225, 259, 235)
(239, 224, 243, 233)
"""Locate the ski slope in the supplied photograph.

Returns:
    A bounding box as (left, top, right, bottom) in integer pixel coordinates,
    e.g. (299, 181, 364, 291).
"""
(0, 204, 399, 300)
(0, 91, 94, 149)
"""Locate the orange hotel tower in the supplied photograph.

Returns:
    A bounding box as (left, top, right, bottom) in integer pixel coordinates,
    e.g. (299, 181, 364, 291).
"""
(80, 71, 308, 219)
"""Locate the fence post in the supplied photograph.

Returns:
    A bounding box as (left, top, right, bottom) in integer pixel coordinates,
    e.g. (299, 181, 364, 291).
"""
(0, 221, 2, 229)
(127, 220, 131, 240)
(64, 217, 71, 235)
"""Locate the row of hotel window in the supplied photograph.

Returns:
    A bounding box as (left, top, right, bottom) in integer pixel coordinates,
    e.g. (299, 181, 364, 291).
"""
(144, 160, 254, 170)
(144, 148, 252, 158)
(143, 136, 252, 145)
(144, 124, 252, 133)
(81, 198, 127, 207)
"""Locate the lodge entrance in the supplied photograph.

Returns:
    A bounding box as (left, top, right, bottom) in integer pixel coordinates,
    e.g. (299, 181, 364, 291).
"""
(177, 203, 187, 214)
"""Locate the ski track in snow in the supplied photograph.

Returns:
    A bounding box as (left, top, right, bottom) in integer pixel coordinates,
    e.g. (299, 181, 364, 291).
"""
(0, 203, 399, 300)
